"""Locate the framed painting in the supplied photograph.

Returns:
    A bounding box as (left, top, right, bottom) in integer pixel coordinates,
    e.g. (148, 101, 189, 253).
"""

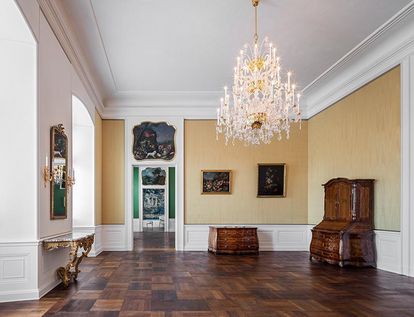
(142, 167, 166, 185)
(132, 122, 176, 161)
(257, 163, 286, 197)
(142, 188, 165, 220)
(201, 170, 232, 195)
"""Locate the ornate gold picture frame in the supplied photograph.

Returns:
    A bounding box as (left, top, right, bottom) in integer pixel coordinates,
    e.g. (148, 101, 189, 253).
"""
(201, 170, 232, 195)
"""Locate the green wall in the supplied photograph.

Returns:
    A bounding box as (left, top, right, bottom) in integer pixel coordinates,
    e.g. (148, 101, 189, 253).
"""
(133, 166, 175, 219)
(53, 183, 65, 216)
(169, 167, 176, 218)
(133, 167, 139, 218)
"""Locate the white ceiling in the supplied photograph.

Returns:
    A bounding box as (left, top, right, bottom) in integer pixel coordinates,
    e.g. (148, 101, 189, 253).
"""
(56, 0, 411, 107)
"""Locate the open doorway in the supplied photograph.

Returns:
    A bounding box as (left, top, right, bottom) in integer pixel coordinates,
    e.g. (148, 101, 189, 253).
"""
(133, 165, 176, 251)
(72, 96, 95, 230)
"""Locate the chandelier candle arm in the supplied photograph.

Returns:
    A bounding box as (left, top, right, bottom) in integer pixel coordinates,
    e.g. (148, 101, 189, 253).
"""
(216, 0, 302, 145)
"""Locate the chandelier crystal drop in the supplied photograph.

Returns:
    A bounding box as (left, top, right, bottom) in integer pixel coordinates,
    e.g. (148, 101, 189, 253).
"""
(216, 0, 302, 145)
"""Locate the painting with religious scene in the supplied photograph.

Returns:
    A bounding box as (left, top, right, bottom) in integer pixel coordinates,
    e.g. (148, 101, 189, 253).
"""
(133, 122, 176, 161)
(201, 170, 232, 194)
(143, 189, 165, 220)
(142, 167, 166, 186)
(257, 164, 286, 197)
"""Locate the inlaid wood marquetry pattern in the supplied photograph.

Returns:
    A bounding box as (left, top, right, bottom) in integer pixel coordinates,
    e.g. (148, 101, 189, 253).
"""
(1, 233, 414, 316)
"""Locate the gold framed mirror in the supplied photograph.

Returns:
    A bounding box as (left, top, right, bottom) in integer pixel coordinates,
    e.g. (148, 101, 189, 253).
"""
(50, 124, 68, 220)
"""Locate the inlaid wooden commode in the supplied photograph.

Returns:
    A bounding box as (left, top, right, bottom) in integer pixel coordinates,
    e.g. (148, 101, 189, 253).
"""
(208, 226, 259, 254)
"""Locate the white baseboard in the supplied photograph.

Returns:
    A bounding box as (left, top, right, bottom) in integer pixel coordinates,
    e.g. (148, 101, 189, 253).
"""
(102, 225, 128, 251)
(184, 224, 310, 251)
(374, 230, 402, 274)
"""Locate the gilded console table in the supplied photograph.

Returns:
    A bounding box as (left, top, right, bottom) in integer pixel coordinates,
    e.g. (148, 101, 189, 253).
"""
(43, 233, 95, 287)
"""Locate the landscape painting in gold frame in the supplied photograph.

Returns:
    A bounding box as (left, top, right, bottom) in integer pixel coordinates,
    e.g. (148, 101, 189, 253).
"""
(201, 170, 232, 195)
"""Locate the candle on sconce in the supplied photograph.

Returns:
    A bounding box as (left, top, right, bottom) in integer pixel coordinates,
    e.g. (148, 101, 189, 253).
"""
(45, 155, 48, 167)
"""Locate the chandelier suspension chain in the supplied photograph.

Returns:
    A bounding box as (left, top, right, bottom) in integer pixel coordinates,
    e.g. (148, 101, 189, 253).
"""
(254, 3, 258, 44)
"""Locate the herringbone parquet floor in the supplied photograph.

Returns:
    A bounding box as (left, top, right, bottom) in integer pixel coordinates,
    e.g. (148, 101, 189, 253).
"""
(1, 233, 414, 317)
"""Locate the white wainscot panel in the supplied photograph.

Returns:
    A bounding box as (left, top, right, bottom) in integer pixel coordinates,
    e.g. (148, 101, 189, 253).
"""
(102, 225, 127, 251)
(184, 225, 210, 251)
(375, 230, 401, 274)
(184, 225, 310, 251)
(38, 245, 67, 298)
(0, 242, 39, 303)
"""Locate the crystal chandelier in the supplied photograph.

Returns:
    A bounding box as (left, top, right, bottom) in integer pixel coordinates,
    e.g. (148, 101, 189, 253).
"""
(216, 0, 302, 145)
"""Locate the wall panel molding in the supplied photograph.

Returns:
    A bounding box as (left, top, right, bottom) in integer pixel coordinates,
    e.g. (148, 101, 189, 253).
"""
(374, 230, 402, 274)
(184, 225, 311, 251)
(101, 225, 127, 251)
(0, 242, 39, 303)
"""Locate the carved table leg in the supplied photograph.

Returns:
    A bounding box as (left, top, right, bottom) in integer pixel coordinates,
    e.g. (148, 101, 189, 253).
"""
(72, 237, 93, 280)
(57, 267, 71, 287)
(56, 235, 94, 287)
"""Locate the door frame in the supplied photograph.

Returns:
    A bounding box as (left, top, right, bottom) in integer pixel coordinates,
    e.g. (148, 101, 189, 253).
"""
(137, 165, 171, 232)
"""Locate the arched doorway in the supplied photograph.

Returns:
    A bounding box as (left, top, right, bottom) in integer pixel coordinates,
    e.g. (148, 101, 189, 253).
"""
(72, 95, 95, 228)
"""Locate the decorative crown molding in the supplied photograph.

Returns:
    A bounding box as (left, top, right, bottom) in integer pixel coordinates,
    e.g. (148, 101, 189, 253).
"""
(303, 1, 414, 118)
(37, 0, 414, 120)
(37, 0, 105, 116)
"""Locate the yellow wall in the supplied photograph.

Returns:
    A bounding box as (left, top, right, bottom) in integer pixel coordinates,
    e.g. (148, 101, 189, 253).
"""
(308, 67, 401, 230)
(102, 120, 125, 224)
(95, 110, 102, 225)
(185, 120, 308, 224)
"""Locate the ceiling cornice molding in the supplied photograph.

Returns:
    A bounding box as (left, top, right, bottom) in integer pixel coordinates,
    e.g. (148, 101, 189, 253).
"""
(37, 0, 414, 120)
(37, 0, 105, 116)
(303, 1, 414, 93)
(303, 1, 414, 118)
(101, 105, 217, 120)
(104, 91, 222, 109)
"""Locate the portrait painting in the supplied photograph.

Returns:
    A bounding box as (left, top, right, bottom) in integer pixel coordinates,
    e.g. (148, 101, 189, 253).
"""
(143, 188, 165, 220)
(257, 164, 286, 197)
(133, 122, 176, 161)
(201, 170, 232, 194)
(142, 167, 167, 186)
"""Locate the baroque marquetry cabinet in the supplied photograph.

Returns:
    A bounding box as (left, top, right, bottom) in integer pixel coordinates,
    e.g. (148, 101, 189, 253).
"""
(310, 178, 376, 267)
(208, 226, 259, 254)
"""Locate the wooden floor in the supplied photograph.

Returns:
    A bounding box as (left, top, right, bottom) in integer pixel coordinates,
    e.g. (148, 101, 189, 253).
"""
(1, 233, 414, 317)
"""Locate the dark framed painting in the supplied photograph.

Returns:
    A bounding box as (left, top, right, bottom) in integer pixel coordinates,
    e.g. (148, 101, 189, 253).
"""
(132, 122, 176, 161)
(201, 170, 232, 195)
(257, 163, 286, 197)
(142, 167, 166, 185)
